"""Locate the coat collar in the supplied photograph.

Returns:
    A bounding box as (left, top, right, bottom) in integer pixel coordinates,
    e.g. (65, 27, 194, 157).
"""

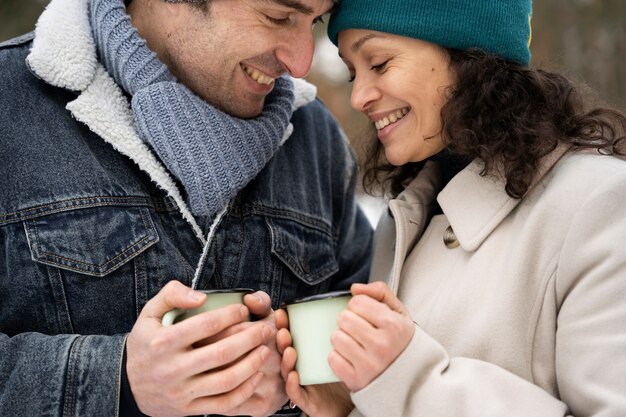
(378, 161, 442, 292)
(437, 143, 571, 251)
(25, 0, 317, 244)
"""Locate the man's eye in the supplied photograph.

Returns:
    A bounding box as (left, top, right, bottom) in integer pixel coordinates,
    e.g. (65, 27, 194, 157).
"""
(264, 14, 290, 25)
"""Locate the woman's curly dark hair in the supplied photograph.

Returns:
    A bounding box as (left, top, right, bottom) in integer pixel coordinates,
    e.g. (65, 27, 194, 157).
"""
(362, 48, 626, 198)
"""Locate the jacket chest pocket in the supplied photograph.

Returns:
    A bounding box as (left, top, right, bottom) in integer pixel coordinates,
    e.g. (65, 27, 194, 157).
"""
(24, 206, 159, 335)
(209, 214, 339, 307)
(268, 217, 339, 285)
(267, 217, 339, 304)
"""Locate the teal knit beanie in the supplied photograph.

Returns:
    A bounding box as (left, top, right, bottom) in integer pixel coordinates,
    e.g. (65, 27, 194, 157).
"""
(328, 0, 533, 65)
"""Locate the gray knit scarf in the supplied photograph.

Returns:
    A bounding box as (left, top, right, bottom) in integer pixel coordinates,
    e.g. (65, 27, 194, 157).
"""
(89, 0, 295, 217)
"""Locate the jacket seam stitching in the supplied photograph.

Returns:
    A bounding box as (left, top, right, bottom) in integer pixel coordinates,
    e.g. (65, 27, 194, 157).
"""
(35, 234, 155, 272)
(63, 336, 83, 417)
(232, 203, 332, 234)
(0, 196, 153, 225)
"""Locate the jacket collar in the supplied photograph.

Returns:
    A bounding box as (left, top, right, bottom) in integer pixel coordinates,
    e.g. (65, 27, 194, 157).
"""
(27, 0, 206, 242)
(26, 0, 97, 92)
(25, 0, 317, 244)
(437, 143, 571, 251)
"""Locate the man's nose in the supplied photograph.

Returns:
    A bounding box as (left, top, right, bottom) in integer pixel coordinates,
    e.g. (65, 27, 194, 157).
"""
(275, 29, 315, 78)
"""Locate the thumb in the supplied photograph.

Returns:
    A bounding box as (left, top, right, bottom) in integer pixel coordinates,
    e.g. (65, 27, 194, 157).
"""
(244, 291, 272, 318)
(351, 281, 410, 317)
(140, 280, 207, 320)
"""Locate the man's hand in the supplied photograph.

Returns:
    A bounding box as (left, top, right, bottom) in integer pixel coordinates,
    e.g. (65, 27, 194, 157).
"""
(126, 281, 274, 417)
(218, 291, 288, 417)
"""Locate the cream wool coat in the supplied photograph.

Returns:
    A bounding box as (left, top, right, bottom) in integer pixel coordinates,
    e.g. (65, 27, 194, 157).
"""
(349, 150, 626, 417)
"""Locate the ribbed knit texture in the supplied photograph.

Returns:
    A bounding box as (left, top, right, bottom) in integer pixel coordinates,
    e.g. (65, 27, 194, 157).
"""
(90, 0, 295, 217)
(328, 0, 533, 65)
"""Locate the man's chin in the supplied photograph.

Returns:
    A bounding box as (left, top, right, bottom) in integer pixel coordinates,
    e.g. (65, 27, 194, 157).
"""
(236, 108, 264, 119)
(217, 100, 264, 119)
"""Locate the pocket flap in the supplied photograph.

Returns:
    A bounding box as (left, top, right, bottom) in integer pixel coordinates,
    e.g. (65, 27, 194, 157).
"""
(267, 217, 338, 286)
(25, 206, 159, 277)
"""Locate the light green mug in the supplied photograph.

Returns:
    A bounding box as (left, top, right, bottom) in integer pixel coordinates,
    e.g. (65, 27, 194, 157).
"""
(162, 288, 254, 327)
(284, 290, 352, 385)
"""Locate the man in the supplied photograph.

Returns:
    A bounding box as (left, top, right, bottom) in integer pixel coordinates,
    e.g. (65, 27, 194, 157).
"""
(0, 0, 372, 416)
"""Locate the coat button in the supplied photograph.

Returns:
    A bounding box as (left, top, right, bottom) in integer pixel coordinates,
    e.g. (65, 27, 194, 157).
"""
(443, 225, 460, 249)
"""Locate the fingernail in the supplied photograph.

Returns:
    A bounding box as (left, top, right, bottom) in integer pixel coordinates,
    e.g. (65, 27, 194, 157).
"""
(189, 290, 206, 301)
(337, 311, 346, 324)
(252, 372, 264, 386)
(240, 305, 248, 317)
(262, 325, 272, 339)
(260, 346, 270, 361)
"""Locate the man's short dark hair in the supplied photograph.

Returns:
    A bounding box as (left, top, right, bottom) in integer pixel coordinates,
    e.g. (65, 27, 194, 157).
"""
(166, 0, 211, 13)
(162, 0, 209, 4)
(124, 0, 210, 7)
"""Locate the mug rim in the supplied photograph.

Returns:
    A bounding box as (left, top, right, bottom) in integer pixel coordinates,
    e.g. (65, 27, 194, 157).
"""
(197, 288, 255, 294)
(280, 289, 351, 308)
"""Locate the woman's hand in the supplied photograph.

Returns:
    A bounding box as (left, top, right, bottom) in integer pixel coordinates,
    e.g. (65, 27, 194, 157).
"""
(329, 282, 415, 392)
(276, 309, 354, 417)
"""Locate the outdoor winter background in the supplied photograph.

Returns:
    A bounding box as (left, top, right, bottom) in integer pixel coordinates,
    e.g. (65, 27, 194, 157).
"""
(2, 0, 624, 226)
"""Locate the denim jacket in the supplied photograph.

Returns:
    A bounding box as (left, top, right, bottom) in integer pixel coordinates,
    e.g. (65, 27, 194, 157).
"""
(0, 4, 372, 415)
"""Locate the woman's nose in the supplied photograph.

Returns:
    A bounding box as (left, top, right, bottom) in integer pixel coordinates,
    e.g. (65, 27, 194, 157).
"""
(351, 76, 380, 112)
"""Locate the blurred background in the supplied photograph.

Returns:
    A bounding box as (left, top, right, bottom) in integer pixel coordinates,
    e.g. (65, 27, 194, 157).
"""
(1, 0, 624, 223)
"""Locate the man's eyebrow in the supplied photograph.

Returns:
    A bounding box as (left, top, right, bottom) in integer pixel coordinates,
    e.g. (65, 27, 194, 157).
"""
(261, 0, 314, 15)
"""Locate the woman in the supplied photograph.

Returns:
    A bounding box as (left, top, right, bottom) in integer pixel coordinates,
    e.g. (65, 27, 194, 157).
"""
(276, 0, 626, 416)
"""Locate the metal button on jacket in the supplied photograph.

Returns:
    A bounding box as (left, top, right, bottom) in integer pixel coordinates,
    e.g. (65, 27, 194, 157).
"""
(443, 225, 460, 249)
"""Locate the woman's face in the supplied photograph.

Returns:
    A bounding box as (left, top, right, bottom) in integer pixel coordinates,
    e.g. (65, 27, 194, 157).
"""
(338, 29, 454, 165)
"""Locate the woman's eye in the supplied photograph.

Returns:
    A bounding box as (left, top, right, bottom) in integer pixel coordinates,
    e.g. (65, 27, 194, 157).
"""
(371, 60, 390, 72)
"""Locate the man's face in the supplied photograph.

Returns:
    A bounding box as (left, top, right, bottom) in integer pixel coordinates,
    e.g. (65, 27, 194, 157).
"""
(140, 0, 334, 118)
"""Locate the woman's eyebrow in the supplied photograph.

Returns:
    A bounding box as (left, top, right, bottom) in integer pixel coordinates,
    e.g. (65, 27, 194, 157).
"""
(351, 34, 387, 53)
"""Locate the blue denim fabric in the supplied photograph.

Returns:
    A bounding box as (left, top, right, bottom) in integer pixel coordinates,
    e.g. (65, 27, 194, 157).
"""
(0, 34, 372, 416)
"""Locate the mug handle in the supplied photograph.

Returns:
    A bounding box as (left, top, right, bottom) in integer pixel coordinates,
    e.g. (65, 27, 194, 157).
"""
(162, 308, 186, 327)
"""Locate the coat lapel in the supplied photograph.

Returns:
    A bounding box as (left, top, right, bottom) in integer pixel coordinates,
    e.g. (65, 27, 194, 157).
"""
(438, 143, 571, 251)
(381, 161, 442, 293)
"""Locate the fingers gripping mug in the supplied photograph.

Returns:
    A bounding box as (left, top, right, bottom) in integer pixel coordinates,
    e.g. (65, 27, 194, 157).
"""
(283, 290, 352, 385)
(161, 288, 254, 326)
